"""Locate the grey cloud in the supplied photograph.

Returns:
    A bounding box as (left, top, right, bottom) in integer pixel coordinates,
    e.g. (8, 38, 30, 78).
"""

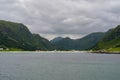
(0, 0, 120, 39)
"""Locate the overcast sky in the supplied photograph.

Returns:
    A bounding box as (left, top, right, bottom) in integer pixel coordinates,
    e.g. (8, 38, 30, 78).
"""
(0, 0, 120, 40)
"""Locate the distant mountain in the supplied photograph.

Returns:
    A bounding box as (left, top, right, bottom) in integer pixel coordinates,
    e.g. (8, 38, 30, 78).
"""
(51, 37, 63, 43)
(75, 32, 105, 50)
(0, 20, 54, 51)
(51, 32, 105, 50)
(93, 25, 120, 50)
(51, 37, 75, 50)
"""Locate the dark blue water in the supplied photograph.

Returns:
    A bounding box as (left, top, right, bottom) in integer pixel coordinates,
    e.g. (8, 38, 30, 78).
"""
(0, 52, 120, 80)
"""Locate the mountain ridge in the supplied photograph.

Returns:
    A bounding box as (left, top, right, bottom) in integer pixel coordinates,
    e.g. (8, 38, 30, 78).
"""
(1, 20, 120, 51)
(51, 32, 105, 50)
(0, 20, 54, 51)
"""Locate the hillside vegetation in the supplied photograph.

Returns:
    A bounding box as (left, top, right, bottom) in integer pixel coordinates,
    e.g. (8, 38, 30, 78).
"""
(93, 25, 120, 51)
(0, 20, 54, 51)
(51, 32, 105, 50)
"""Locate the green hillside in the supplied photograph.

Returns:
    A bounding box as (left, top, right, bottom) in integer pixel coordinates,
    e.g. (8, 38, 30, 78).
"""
(93, 25, 120, 51)
(51, 32, 105, 50)
(0, 20, 54, 51)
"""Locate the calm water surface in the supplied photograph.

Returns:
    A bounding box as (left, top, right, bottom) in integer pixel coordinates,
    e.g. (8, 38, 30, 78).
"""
(0, 52, 120, 80)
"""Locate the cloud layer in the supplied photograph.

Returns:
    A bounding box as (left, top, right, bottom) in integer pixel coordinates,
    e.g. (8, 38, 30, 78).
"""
(0, 0, 120, 40)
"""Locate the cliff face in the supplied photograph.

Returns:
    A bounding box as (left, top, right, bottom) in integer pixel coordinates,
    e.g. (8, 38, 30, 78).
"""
(0, 20, 54, 51)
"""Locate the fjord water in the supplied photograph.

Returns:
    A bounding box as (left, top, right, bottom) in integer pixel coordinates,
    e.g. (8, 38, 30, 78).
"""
(0, 52, 120, 80)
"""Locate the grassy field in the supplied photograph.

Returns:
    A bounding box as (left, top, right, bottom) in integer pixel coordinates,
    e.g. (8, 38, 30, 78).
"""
(107, 47, 120, 52)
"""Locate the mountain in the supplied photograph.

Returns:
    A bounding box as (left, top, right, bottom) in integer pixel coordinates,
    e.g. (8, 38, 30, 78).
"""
(51, 37, 63, 43)
(75, 32, 105, 50)
(51, 37, 75, 50)
(93, 25, 120, 50)
(51, 32, 105, 50)
(0, 20, 54, 51)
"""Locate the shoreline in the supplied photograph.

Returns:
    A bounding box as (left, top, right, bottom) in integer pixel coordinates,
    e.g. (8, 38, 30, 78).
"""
(0, 50, 87, 52)
(89, 51, 120, 54)
(0, 50, 120, 54)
